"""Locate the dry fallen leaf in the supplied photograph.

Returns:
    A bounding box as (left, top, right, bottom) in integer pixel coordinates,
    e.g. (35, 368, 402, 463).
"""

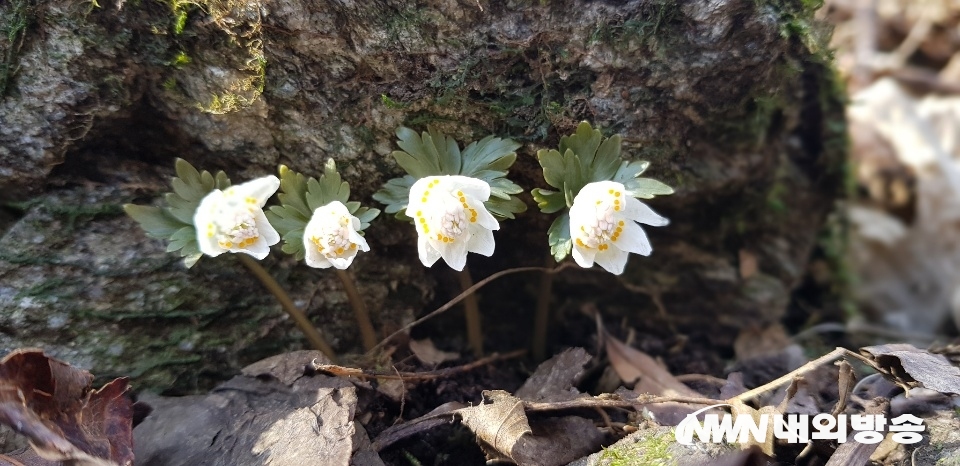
(0, 349, 133, 466)
(860, 343, 960, 394)
(604, 331, 702, 399)
(408, 339, 460, 366)
(458, 390, 531, 463)
(515, 347, 591, 403)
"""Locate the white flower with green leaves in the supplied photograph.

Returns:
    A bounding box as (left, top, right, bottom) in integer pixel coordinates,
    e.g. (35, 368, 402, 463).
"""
(373, 126, 525, 271)
(193, 175, 281, 260)
(533, 122, 674, 274)
(266, 159, 379, 266)
(303, 200, 370, 269)
(406, 175, 499, 271)
(569, 180, 669, 274)
(125, 159, 249, 267)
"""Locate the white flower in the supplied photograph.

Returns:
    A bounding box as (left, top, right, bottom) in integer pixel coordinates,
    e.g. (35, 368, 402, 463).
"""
(195, 175, 281, 260)
(303, 201, 370, 269)
(569, 180, 669, 275)
(405, 175, 499, 271)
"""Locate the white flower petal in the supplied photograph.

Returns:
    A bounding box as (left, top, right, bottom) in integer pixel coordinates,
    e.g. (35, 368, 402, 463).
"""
(612, 221, 652, 256)
(305, 248, 334, 269)
(329, 255, 356, 269)
(594, 246, 629, 275)
(241, 237, 272, 260)
(439, 237, 469, 271)
(227, 175, 281, 206)
(253, 208, 280, 246)
(448, 175, 491, 201)
(572, 244, 597, 268)
(466, 227, 496, 257)
(417, 236, 442, 267)
(194, 190, 227, 257)
(624, 197, 669, 226)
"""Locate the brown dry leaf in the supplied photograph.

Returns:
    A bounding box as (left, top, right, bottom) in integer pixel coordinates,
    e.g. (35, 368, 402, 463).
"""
(727, 400, 777, 456)
(458, 390, 531, 463)
(408, 339, 459, 366)
(515, 347, 591, 403)
(860, 343, 960, 394)
(0, 349, 133, 466)
(604, 332, 701, 398)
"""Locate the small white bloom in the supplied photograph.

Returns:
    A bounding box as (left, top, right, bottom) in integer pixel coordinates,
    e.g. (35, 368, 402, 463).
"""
(405, 175, 499, 271)
(195, 175, 281, 260)
(303, 201, 370, 269)
(569, 180, 669, 275)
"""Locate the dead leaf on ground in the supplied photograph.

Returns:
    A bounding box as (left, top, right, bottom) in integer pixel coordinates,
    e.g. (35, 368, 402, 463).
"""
(604, 331, 701, 399)
(458, 390, 603, 466)
(739, 249, 758, 279)
(860, 343, 960, 394)
(0, 349, 133, 466)
(408, 339, 459, 366)
(515, 347, 591, 402)
(458, 390, 531, 463)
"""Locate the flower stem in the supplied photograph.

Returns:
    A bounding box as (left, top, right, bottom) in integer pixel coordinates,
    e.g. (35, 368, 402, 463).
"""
(532, 254, 555, 362)
(236, 254, 337, 362)
(334, 269, 377, 352)
(457, 268, 484, 358)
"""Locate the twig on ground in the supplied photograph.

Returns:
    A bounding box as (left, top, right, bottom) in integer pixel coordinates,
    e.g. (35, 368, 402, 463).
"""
(315, 349, 527, 381)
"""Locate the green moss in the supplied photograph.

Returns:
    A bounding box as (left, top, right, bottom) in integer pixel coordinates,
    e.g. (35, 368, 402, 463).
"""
(588, 0, 683, 54)
(598, 431, 675, 466)
(0, 0, 36, 96)
(381, 94, 409, 109)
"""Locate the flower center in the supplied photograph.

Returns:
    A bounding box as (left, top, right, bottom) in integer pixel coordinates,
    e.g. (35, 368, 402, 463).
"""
(575, 188, 625, 251)
(415, 180, 479, 244)
(310, 216, 357, 257)
(212, 210, 260, 249)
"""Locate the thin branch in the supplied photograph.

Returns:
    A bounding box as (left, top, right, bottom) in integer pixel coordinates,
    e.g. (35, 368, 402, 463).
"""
(316, 349, 527, 381)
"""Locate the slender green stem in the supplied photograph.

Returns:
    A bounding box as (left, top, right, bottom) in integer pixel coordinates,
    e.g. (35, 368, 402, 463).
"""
(334, 268, 377, 352)
(532, 254, 555, 362)
(457, 268, 484, 359)
(236, 254, 337, 362)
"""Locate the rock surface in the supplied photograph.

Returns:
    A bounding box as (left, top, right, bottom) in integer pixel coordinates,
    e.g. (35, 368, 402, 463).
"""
(0, 0, 845, 391)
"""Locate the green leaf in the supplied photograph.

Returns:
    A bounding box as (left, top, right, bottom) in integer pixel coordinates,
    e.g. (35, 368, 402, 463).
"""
(394, 127, 442, 177)
(591, 134, 621, 182)
(624, 177, 675, 199)
(531, 189, 567, 214)
(270, 161, 377, 259)
(560, 121, 602, 168)
(123, 204, 186, 239)
(547, 213, 572, 262)
(460, 135, 521, 176)
(372, 175, 415, 215)
(536, 149, 565, 189)
(379, 126, 524, 222)
(124, 159, 230, 264)
(611, 160, 650, 183)
(485, 195, 527, 219)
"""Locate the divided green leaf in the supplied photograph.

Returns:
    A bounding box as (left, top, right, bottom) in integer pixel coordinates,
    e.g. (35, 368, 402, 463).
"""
(547, 213, 572, 262)
(375, 126, 525, 220)
(267, 160, 379, 260)
(534, 121, 674, 212)
(123, 158, 230, 268)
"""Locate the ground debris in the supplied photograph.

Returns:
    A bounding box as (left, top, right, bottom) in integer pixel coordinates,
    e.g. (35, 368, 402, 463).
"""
(860, 343, 960, 394)
(0, 349, 133, 466)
